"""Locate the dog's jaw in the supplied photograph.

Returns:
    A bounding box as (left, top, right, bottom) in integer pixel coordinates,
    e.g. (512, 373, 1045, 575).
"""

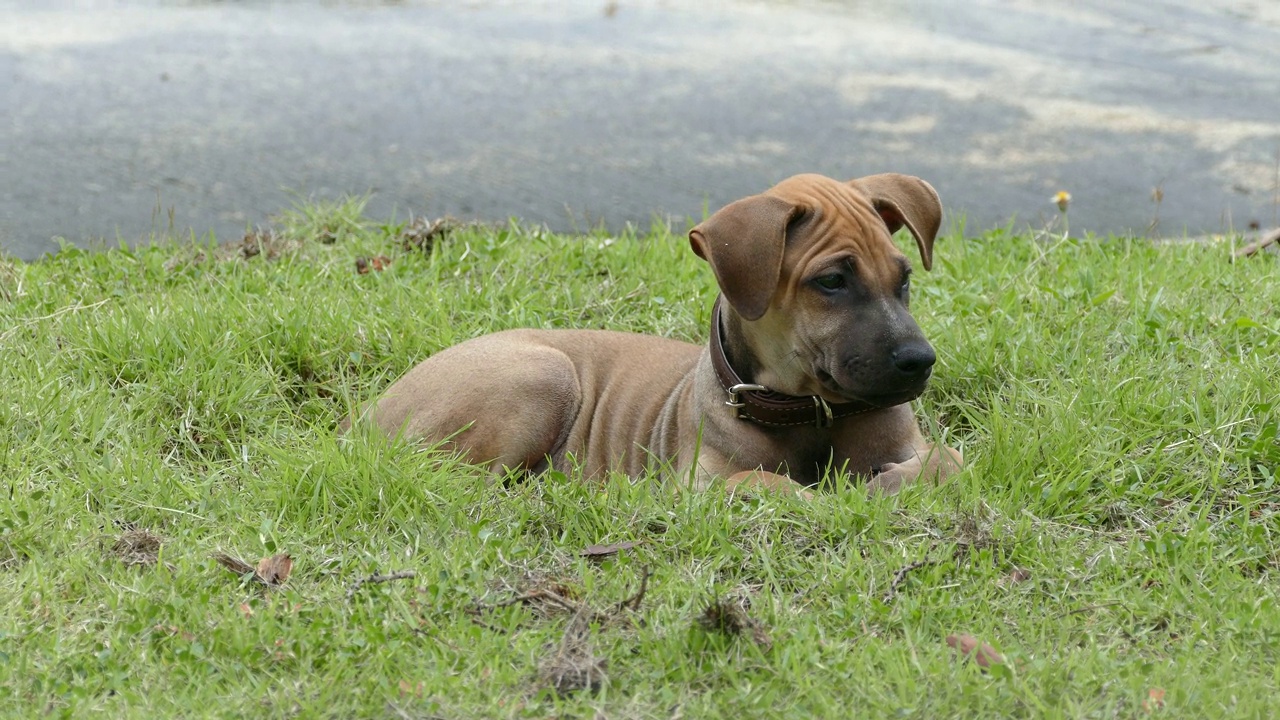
(814, 363, 930, 408)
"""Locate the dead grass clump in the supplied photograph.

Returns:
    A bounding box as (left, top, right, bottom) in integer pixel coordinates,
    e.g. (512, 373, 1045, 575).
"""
(537, 612, 608, 697)
(161, 227, 303, 273)
(399, 216, 462, 253)
(696, 595, 772, 650)
(223, 228, 302, 262)
(470, 566, 649, 627)
(112, 529, 162, 568)
(954, 510, 998, 553)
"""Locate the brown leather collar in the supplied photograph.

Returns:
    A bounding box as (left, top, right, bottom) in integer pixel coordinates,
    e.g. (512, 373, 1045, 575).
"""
(709, 297, 904, 428)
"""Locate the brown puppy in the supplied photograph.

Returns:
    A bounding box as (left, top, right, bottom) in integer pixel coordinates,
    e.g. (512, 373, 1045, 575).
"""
(354, 173, 962, 495)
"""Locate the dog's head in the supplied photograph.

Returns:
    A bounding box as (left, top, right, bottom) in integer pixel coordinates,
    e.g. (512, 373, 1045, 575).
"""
(689, 172, 942, 406)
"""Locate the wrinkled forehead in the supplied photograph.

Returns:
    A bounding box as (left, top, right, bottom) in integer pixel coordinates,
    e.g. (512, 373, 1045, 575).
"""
(765, 174, 888, 239)
(768, 174, 901, 252)
(765, 174, 905, 276)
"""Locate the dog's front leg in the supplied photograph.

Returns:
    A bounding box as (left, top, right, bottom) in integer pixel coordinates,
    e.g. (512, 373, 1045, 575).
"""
(866, 444, 963, 495)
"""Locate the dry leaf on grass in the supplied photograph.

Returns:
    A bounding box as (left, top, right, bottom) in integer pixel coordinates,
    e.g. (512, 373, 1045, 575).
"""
(397, 679, 426, 699)
(1000, 567, 1032, 586)
(1144, 687, 1166, 712)
(946, 633, 1004, 669)
(355, 255, 392, 274)
(256, 553, 293, 585)
(152, 624, 195, 642)
(213, 552, 293, 587)
(580, 541, 639, 560)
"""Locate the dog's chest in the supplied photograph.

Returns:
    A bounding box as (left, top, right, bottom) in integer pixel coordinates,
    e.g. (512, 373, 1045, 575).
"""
(725, 424, 844, 486)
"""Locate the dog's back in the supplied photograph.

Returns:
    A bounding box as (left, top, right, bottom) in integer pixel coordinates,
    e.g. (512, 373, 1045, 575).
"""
(362, 328, 703, 478)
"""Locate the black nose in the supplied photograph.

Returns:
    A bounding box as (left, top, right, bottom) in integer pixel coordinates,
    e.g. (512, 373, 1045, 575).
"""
(892, 342, 936, 376)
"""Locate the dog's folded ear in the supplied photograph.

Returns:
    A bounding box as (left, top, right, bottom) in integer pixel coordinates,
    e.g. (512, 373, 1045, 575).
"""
(689, 195, 799, 321)
(848, 173, 942, 271)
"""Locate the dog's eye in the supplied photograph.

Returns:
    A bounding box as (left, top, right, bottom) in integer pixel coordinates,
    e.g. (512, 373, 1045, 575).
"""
(899, 278, 910, 304)
(814, 274, 846, 291)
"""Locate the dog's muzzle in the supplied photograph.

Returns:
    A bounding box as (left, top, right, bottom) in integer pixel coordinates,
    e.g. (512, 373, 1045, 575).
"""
(710, 299, 916, 429)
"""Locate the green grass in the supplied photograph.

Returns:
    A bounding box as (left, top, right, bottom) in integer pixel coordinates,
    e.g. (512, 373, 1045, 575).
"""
(1, 199, 1277, 718)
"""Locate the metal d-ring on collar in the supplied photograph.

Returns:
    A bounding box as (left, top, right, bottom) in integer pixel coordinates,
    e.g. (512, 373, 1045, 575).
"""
(724, 382, 767, 417)
(724, 383, 836, 429)
(709, 297, 879, 429)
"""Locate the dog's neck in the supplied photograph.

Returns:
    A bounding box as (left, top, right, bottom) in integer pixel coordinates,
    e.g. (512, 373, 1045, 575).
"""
(716, 304, 765, 386)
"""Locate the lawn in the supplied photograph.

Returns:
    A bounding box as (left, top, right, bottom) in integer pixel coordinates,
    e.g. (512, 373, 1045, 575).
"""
(1, 199, 1277, 718)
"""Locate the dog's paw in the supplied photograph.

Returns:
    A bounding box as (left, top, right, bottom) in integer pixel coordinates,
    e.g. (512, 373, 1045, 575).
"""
(867, 445, 963, 495)
(867, 461, 913, 495)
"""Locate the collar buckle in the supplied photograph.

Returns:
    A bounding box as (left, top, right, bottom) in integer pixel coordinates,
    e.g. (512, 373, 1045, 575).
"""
(725, 383, 769, 419)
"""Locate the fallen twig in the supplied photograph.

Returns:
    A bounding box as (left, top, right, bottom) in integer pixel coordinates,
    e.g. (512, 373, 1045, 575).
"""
(882, 558, 938, 603)
(470, 586, 599, 622)
(346, 570, 417, 601)
(1234, 228, 1280, 258)
(1161, 417, 1252, 452)
(470, 568, 651, 630)
(1051, 601, 1129, 621)
(0, 299, 110, 344)
(615, 565, 650, 612)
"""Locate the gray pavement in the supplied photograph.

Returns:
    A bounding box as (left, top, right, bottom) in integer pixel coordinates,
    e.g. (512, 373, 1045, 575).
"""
(3, 0, 1279, 261)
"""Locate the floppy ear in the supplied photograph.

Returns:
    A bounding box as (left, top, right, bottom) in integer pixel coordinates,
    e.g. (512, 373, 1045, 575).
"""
(689, 194, 798, 321)
(848, 173, 942, 271)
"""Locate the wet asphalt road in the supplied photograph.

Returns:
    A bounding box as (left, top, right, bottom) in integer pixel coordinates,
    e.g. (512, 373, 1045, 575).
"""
(3, 0, 1279, 260)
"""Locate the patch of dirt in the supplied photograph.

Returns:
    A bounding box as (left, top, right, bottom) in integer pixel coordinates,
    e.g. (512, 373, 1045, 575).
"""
(111, 529, 162, 568)
(467, 565, 650, 698)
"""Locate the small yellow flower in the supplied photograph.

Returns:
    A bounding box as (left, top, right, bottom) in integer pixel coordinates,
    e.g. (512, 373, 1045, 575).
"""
(1052, 191, 1072, 213)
